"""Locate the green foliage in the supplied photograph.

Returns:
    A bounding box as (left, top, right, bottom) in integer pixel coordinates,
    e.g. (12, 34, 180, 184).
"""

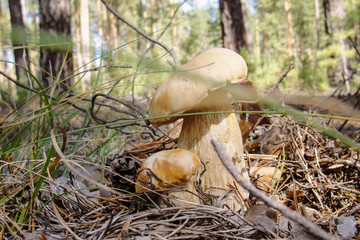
(180, 8, 218, 63)
(0, 0, 358, 100)
(344, 0, 360, 28)
(0, 62, 132, 227)
(249, 0, 358, 93)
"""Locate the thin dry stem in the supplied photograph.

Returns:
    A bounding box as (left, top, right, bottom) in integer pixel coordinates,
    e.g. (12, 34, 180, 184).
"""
(211, 137, 338, 240)
(101, 0, 178, 66)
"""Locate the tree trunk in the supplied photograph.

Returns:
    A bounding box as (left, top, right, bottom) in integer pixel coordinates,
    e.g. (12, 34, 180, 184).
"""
(80, 0, 91, 90)
(323, 0, 352, 92)
(74, 0, 81, 76)
(313, 0, 321, 71)
(8, 0, 30, 81)
(97, 0, 104, 65)
(39, 0, 73, 93)
(0, 1, 15, 101)
(150, 0, 155, 35)
(239, 0, 252, 55)
(219, 0, 252, 55)
(323, 0, 331, 35)
(0, 1, 6, 78)
(284, 0, 295, 57)
(110, 0, 119, 49)
(314, 0, 321, 51)
(255, 17, 261, 63)
(105, 0, 119, 51)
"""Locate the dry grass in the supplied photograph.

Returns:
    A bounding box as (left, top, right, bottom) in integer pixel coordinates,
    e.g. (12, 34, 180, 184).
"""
(2, 113, 359, 239)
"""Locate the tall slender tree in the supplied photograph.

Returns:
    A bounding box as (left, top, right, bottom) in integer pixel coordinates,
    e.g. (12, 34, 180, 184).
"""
(323, 0, 352, 91)
(79, 0, 91, 90)
(39, 0, 73, 93)
(9, 0, 30, 81)
(313, 0, 321, 70)
(219, 0, 252, 55)
(0, 1, 16, 100)
(284, 0, 295, 57)
(254, 17, 261, 63)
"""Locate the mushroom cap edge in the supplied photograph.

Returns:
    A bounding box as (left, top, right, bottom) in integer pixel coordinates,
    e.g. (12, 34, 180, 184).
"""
(148, 48, 248, 126)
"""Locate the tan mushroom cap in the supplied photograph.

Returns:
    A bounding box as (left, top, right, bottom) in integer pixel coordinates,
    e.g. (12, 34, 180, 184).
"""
(135, 149, 200, 193)
(149, 48, 248, 126)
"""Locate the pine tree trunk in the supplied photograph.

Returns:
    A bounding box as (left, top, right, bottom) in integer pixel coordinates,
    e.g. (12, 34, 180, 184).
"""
(104, 1, 111, 51)
(105, 0, 119, 51)
(284, 0, 295, 57)
(255, 17, 261, 63)
(313, 0, 321, 70)
(314, 0, 321, 51)
(97, 0, 104, 65)
(150, 0, 155, 35)
(8, 0, 30, 81)
(323, 0, 331, 35)
(0, 1, 5, 78)
(0, 0, 15, 100)
(39, 0, 73, 93)
(74, 0, 81, 79)
(219, 0, 252, 55)
(80, 0, 91, 90)
(240, 0, 252, 55)
(110, 0, 119, 49)
(323, 0, 352, 92)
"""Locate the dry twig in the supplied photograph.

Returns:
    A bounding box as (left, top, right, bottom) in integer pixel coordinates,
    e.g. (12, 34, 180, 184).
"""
(101, 0, 179, 66)
(211, 137, 338, 240)
(266, 61, 294, 95)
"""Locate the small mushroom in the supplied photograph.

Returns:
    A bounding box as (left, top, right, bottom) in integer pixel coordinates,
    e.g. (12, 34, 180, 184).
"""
(148, 48, 250, 209)
(136, 149, 200, 205)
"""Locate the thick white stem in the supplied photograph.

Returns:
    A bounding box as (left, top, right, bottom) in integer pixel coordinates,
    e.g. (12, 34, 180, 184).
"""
(177, 94, 249, 210)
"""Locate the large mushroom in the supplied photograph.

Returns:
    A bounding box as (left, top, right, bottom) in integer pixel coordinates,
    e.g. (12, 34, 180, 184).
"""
(148, 48, 249, 209)
(136, 149, 200, 206)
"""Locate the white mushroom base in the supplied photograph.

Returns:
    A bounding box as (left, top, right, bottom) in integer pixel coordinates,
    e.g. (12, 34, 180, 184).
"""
(177, 104, 249, 210)
(162, 176, 200, 207)
(135, 149, 201, 207)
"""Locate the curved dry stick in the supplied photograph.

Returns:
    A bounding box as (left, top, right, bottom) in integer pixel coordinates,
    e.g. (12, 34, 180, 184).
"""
(0, 69, 140, 116)
(0, 70, 87, 115)
(266, 61, 294, 95)
(348, 37, 360, 58)
(211, 138, 338, 240)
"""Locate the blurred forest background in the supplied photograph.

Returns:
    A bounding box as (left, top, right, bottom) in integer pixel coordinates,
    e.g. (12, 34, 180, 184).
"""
(1, 0, 359, 105)
(1, 0, 360, 161)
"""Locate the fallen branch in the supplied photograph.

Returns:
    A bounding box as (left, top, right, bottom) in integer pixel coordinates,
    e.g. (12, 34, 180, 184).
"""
(348, 37, 360, 58)
(211, 138, 338, 240)
(266, 61, 294, 95)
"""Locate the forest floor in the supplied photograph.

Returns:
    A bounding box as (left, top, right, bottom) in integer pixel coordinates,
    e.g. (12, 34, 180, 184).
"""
(1, 106, 359, 239)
